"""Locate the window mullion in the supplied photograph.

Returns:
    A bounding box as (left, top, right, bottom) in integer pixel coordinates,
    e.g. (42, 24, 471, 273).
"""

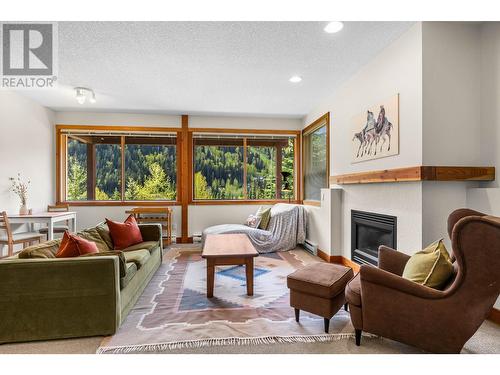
(120, 136, 125, 201)
(243, 137, 248, 199)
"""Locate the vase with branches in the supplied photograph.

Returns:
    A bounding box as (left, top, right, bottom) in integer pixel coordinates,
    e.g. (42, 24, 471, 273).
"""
(9, 173, 30, 215)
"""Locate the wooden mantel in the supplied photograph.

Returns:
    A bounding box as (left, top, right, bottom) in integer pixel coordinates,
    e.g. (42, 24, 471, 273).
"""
(330, 166, 495, 185)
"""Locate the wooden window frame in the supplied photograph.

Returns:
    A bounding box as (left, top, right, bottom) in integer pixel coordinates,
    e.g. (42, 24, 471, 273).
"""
(189, 128, 301, 205)
(56, 124, 181, 206)
(302, 113, 330, 206)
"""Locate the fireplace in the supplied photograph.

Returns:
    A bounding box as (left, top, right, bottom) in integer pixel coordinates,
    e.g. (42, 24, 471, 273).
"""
(351, 210, 397, 266)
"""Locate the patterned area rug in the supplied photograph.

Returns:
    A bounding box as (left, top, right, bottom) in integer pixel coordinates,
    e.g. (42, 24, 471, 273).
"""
(97, 247, 357, 354)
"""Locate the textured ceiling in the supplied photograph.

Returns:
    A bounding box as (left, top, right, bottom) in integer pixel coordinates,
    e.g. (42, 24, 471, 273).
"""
(19, 21, 414, 117)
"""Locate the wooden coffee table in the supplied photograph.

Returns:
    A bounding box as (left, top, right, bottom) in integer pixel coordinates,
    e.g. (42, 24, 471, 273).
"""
(202, 234, 259, 298)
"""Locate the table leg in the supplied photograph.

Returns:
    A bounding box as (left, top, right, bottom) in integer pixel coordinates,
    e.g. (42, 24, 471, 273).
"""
(245, 258, 254, 296)
(207, 259, 215, 298)
(47, 220, 54, 241)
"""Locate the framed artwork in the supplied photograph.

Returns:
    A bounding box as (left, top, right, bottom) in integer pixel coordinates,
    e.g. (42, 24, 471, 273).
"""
(351, 94, 399, 163)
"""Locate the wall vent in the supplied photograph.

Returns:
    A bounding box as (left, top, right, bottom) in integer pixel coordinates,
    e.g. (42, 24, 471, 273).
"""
(303, 239, 318, 256)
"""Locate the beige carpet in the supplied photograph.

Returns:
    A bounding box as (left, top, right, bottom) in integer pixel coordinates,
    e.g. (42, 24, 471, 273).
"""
(0, 320, 498, 354)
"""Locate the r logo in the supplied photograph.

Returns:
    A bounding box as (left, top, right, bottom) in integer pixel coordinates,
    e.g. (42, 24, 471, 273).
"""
(2, 23, 53, 76)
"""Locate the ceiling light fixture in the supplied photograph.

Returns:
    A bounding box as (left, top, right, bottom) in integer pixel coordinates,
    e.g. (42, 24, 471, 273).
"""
(324, 21, 344, 34)
(74, 87, 96, 104)
(289, 75, 302, 83)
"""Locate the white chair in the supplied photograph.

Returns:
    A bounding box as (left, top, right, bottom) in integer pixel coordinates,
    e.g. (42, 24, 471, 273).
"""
(0, 211, 45, 258)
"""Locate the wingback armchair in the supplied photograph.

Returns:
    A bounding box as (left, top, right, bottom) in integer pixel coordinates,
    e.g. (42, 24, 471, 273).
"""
(346, 208, 500, 353)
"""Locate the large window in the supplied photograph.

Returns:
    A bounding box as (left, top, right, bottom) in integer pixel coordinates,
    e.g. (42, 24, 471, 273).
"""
(193, 134, 296, 201)
(63, 130, 177, 202)
(303, 113, 329, 202)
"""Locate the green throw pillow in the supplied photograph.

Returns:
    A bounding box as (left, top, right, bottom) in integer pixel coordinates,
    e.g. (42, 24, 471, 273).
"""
(256, 206, 271, 230)
(402, 239, 453, 289)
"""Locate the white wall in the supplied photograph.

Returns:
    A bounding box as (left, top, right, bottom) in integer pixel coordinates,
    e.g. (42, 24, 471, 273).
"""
(303, 23, 424, 255)
(0, 91, 55, 256)
(305, 23, 423, 175)
(304, 188, 342, 254)
(420, 22, 483, 250)
(478, 22, 500, 188)
(189, 115, 301, 130)
(55, 111, 181, 127)
(71, 205, 182, 236)
(466, 22, 500, 310)
(54, 112, 301, 236)
(422, 22, 482, 166)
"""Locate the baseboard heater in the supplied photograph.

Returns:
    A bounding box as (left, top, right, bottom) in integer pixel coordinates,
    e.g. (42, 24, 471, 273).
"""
(303, 239, 318, 256)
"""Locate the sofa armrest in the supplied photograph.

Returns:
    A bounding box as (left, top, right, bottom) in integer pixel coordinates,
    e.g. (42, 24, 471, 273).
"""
(360, 264, 445, 300)
(0, 256, 121, 344)
(378, 246, 410, 276)
(139, 224, 162, 243)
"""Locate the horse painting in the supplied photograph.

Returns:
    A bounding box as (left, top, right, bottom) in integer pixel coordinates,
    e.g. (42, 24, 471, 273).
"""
(351, 94, 399, 163)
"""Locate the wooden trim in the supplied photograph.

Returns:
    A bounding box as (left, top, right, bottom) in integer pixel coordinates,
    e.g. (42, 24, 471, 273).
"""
(294, 135, 301, 201)
(317, 249, 330, 263)
(303, 200, 321, 207)
(190, 132, 300, 203)
(56, 124, 179, 133)
(187, 130, 193, 205)
(302, 112, 330, 200)
(86, 143, 96, 200)
(120, 136, 125, 200)
(190, 199, 300, 206)
(55, 127, 62, 203)
(243, 137, 248, 197)
(189, 127, 300, 135)
(302, 113, 329, 136)
(175, 236, 194, 244)
(66, 201, 180, 207)
(330, 166, 495, 185)
(488, 308, 500, 325)
(317, 250, 361, 272)
(180, 115, 190, 243)
(275, 144, 282, 199)
(339, 256, 361, 272)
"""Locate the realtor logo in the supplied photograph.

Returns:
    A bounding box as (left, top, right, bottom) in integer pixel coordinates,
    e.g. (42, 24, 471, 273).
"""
(1, 22, 57, 88)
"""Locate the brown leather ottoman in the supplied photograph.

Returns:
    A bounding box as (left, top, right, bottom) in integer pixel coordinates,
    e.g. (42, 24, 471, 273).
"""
(287, 262, 354, 333)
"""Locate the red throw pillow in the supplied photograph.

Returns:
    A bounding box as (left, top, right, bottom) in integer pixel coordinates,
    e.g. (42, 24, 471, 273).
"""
(105, 215, 143, 250)
(56, 231, 99, 257)
(56, 231, 79, 258)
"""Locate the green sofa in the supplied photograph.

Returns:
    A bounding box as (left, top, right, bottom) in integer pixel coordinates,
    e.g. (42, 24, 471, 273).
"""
(0, 223, 162, 344)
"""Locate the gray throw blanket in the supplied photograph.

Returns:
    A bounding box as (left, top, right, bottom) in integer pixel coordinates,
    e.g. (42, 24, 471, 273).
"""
(201, 204, 307, 253)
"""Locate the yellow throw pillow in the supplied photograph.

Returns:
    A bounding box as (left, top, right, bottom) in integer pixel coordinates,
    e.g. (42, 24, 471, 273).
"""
(256, 206, 271, 230)
(402, 239, 453, 289)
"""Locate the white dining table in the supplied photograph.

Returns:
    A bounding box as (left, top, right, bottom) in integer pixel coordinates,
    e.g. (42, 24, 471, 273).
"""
(8, 211, 77, 240)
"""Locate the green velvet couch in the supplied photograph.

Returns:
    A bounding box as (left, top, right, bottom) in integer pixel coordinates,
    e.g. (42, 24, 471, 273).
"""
(0, 223, 162, 344)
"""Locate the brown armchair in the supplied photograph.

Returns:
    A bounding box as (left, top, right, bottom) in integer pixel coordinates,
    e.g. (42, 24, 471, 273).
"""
(346, 208, 500, 353)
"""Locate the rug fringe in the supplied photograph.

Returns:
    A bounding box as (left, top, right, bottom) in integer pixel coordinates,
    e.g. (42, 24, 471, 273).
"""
(97, 333, 376, 354)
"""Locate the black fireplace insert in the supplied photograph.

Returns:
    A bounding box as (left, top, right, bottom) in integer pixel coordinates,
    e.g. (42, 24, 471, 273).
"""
(351, 210, 397, 266)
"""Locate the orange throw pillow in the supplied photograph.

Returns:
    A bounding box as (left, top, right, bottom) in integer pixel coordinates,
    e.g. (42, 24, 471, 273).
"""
(56, 231, 99, 257)
(105, 215, 143, 250)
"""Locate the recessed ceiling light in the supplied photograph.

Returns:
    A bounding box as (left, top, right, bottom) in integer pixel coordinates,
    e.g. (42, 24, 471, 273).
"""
(289, 75, 302, 83)
(74, 87, 96, 104)
(324, 21, 344, 34)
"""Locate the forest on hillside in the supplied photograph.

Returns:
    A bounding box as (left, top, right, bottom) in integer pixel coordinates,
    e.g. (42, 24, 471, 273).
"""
(67, 138, 294, 201)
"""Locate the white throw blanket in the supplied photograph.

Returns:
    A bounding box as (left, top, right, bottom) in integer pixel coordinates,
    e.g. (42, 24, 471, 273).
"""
(201, 204, 307, 253)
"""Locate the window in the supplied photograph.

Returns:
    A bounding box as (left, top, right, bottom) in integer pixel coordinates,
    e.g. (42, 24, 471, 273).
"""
(193, 134, 296, 201)
(124, 136, 177, 201)
(303, 113, 329, 201)
(62, 128, 177, 203)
